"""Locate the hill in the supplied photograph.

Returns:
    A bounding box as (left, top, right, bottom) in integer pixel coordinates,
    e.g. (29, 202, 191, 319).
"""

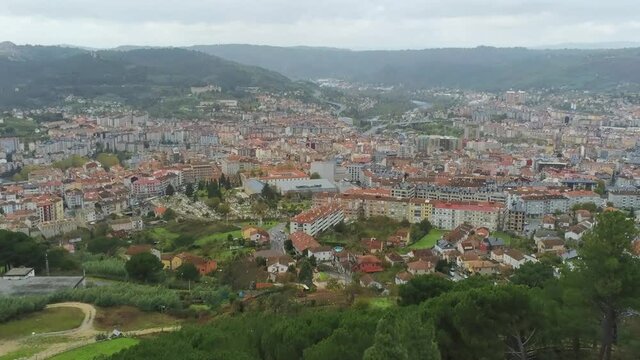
(0, 44, 292, 108)
(191, 44, 640, 90)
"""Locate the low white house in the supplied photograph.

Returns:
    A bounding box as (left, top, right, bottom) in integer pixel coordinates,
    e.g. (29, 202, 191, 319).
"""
(2, 267, 35, 280)
(503, 249, 526, 269)
(307, 246, 333, 262)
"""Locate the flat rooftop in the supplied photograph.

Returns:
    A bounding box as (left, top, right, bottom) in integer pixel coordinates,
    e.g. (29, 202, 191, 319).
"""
(0, 276, 84, 296)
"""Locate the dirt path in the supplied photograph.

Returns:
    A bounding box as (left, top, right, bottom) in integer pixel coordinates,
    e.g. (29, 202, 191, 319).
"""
(0, 302, 180, 360)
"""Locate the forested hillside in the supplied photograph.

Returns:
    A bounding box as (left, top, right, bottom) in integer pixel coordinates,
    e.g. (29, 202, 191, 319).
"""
(192, 44, 640, 90)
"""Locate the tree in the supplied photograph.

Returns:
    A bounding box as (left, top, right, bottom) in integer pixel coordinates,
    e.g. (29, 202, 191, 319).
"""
(298, 260, 313, 286)
(284, 239, 293, 253)
(163, 208, 177, 221)
(571, 202, 598, 213)
(165, 184, 175, 196)
(398, 274, 453, 306)
(363, 314, 409, 360)
(217, 203, 230, 217)
(125, 253, 163, 282)
(87, 236, 121, 255)
(310, 172, 321, 179)
(96, 153, 120, 168)
(511, 261, 555, 288)
(251, 201, 269, 224)
(255, 256, 267, 267)
(594, 180, 606, 195)
(0, 230, 46, 271)
(185, 183, 195, 198)
(566, 211, 640, 360)
(176, 263, 200, 282)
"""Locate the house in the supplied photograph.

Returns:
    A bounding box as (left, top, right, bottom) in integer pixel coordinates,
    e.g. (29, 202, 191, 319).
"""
(556, 214, 572, 229)
(2, 267, 35, 280)
(242, 226, 270, 244)
(503, 249, 526, 269)
(464, 260, 499, 275)
(290, 231, 320, 256)
(308, 246, 333, 262)
(395, 271, 414, 285)
(479, 237, 506, 252)
(456, 252, 480, 268)
(386, 228, 411, 247)
(334, 251, 356, 276)
(490, 248, 505, 262)
(407, 259, 434, 275)
(154, 206, 167, 218)
(267, 255, 295, 274)
(538, 238, 565, 254)
(565, 222, 591, 242)
(575, 210, 593, 223)
(542, 215, 556, 229)
(161, 253, 173, 269)
(125, 245, 161, 260)
(360, 274, 383, 289)
(171, 253, 217, 275)
(354, 255, 384, 273)
(385, 252, 404, 266)
(434, 239, 456, 255)
(361, 238, 384, 254)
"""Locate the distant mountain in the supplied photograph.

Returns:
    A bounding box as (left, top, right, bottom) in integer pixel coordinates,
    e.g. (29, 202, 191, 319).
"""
(0, 44, 292, 108)
(190, 44, 640, 90)
(533, 42, 640, 50)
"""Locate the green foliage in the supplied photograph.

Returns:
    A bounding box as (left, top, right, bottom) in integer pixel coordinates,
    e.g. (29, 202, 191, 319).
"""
(0, 296, 48, 323)
(49, 283, 181, 311)
(0, 230, 46, 271)
(125, 253, 164, 282)
(165, 184, 175, 196)
(175, 263, 200, 282)
(310, 172, 321, 179)
(398, 274, 453, 306)
(410, 219, 432, 243)
(53, 155, 90, 170)
(565, 211, 640, 359)
(83, 258, 127, 279)
(96, 153, 120, 169)
(87, 236, 122, 255)
(571, 202, 599, 213)
(297, 260, 313, 286)
(511, 261, 556, 288)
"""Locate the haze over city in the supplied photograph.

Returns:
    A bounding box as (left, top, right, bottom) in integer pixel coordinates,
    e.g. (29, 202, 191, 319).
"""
(1, 0, 640, 49)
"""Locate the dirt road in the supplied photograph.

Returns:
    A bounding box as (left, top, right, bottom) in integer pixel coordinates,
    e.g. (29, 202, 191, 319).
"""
(0, 302, 180, 360)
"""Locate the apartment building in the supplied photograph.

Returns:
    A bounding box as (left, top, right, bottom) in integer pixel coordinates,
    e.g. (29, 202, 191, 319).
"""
(608, 189, 640, 210)
(290, 205, 345, 236)
(431, 201, 504, 231)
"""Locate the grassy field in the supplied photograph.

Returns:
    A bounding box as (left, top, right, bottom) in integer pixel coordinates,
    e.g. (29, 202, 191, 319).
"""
(50, 338, 140, 360)
(409, 229, 445, 250)
(94, 306, 181, 332)
(367, 297, 396, 309)
(491, 231, 517, 245)
(194, 229, 242, 247)
(0, 307, 84, 339)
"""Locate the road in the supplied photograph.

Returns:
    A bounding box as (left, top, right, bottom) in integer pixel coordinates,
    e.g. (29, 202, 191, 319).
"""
(268, 223, 287, 254)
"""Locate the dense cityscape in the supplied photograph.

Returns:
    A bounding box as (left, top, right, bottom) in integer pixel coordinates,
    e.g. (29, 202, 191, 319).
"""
(1, 1, 640, 359)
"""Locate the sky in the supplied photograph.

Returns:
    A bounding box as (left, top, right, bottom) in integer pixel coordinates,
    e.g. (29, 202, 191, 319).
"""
(1, 0, 639, 50)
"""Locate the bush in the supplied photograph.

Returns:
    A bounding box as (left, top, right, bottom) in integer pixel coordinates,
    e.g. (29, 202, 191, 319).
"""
(83, 258, 127, 280)
(48, 283, 181, 312)
(0, 296, 48, 323)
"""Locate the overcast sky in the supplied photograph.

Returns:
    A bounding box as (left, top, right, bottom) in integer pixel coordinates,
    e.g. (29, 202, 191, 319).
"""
(1, 0, 639, 49)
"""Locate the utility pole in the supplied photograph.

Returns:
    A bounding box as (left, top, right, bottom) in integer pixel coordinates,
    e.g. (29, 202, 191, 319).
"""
(45, 251, 50, 276)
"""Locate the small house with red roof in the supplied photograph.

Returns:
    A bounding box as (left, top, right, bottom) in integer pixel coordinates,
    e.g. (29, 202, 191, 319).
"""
(290, 231, 320, 256)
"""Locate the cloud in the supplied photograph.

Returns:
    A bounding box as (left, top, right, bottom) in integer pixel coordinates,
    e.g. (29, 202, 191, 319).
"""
(0, 0, 639, 49)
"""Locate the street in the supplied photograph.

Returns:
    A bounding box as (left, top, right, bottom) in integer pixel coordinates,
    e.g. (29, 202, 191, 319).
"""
(268, 222, 287, 254)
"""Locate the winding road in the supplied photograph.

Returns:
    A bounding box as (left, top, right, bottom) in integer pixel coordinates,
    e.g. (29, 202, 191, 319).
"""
(0, 302, 180, 360)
